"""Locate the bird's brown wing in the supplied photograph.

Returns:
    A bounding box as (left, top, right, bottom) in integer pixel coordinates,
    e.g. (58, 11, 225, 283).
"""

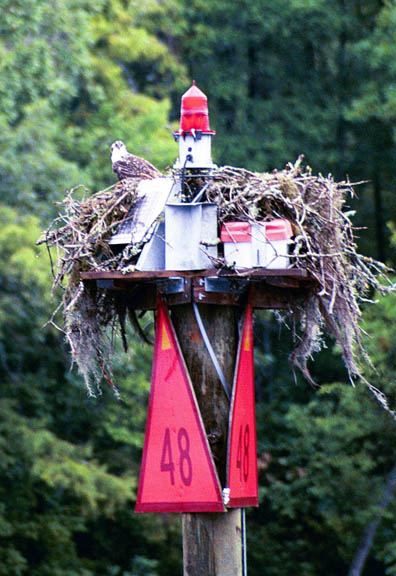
(113, 155, 161, 181)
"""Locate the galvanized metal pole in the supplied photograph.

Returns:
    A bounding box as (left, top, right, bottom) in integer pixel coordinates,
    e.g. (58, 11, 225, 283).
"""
(171, 303, 243, 576)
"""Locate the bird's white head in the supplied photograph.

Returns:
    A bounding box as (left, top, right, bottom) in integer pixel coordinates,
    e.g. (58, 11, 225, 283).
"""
(111, 140, 128, 163)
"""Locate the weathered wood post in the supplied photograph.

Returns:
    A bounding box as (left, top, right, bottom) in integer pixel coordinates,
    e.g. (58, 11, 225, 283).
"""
(171, 304, 243, 575)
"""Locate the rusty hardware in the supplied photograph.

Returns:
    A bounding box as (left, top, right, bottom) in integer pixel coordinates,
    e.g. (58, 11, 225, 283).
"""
(204, 277, 249, 294)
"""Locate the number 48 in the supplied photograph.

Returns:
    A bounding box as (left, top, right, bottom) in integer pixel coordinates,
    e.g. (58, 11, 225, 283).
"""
(160, 427, 193, 486)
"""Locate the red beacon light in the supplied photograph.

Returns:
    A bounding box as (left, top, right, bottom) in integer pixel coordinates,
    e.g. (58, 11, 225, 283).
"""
(179, 81, 215, 134)
(173, 81, 216, 170)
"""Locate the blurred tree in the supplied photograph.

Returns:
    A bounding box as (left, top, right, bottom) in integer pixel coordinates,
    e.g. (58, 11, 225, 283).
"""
(0, 210, 181, 573)
(249, 291, 396, 575)
(179, 0, 396, 262)
(1, 0, 396, 573)
(0, 0, 95, 212)
(0, 0, 186, 216)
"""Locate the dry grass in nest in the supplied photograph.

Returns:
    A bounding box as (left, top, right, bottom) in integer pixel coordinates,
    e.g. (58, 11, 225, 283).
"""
(38, 178, 142, 396)
(38, 158, 395, 403)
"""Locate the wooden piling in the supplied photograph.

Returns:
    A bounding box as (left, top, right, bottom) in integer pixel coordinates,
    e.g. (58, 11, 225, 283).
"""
(171, 304, 242, 576)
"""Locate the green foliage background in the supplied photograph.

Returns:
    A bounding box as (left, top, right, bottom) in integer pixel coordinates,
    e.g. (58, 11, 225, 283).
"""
(1, 0, 396, 574)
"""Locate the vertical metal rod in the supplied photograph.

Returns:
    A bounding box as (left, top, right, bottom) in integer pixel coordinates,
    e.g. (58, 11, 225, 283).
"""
(241, 508, 248, 576)
(192, 302, 231, 400)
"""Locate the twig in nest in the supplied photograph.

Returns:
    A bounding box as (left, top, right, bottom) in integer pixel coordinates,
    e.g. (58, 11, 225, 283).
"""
(39, 160, 395, 402)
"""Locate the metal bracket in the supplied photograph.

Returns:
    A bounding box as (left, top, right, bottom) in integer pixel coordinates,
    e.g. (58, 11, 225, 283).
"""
(204, 277, 249, 294)
(157, 277, 186, 295)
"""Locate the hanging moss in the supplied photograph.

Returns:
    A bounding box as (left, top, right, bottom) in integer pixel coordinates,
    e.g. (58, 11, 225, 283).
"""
(38, 158, 395, 399)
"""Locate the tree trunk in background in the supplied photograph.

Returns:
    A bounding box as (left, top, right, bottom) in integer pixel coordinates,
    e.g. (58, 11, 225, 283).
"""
(347, 463, 396, 576)
(336, 0, 347, 179)
(373, 169, 386, 263)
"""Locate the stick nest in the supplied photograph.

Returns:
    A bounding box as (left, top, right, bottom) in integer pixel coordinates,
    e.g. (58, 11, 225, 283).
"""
(38, 158, 395, 396)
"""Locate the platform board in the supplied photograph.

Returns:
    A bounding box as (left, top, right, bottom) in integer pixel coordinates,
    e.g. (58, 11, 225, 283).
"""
(80, 268, 316, 310)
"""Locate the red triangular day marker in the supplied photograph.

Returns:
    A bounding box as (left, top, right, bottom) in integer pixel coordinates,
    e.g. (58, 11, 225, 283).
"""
(135, 297, 224, 513)
(226, 298, 259, 507)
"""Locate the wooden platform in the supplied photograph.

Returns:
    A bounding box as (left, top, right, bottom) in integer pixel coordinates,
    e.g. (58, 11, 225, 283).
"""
(80, 268, 316, 310)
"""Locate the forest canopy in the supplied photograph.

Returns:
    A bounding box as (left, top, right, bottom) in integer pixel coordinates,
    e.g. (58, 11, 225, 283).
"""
(1, 0, 396, 574)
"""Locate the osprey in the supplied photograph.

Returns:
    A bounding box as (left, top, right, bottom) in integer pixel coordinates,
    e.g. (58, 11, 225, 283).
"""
(111, 140, 161, 181)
